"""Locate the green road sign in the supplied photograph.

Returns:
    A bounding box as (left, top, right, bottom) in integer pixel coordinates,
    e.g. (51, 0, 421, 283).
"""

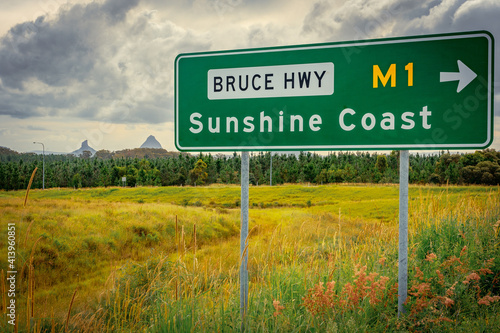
(175, 31, 494, 151)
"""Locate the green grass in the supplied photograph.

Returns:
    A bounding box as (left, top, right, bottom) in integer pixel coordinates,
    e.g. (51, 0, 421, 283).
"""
(0, 184, 498, 332)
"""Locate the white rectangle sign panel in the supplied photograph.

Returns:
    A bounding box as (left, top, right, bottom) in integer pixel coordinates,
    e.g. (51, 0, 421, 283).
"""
(208, 62, 334, 100)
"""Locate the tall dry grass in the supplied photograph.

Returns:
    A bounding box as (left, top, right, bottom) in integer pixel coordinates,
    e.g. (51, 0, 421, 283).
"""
(1, 184, 498, 332)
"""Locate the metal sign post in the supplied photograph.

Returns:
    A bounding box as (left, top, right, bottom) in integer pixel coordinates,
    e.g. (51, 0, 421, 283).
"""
(398, 150, 409, 316)
(240, 151, 249, 329)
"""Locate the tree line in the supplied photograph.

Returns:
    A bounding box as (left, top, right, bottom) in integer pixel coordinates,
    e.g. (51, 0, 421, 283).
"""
(0, 147, 499, 190)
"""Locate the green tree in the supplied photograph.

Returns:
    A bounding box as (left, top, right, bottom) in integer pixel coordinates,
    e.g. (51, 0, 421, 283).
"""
(435, 153, 461, 184)
(316, 169, 328, 184)
(375, 155, 388, 173)
(189, 159, 208, 185)
(476, 161, 500, 185)
(72, 173, 82, 188)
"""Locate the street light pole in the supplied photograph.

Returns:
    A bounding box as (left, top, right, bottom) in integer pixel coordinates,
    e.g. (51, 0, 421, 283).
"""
(33, 142, 45, 190)
(270, 152, 272, 186)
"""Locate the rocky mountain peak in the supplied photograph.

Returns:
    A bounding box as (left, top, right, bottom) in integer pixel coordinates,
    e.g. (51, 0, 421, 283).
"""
(140, 135, 162, 149)
(72, 140, 96, 157)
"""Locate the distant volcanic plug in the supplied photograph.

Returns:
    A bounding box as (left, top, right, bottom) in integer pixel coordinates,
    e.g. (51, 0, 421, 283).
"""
(140, 135, 162, 149)
(71, 140, 96, 156)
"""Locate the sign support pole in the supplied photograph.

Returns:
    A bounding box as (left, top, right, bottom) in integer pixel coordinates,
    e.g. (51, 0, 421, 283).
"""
(398, 150, 409, 316)
(240, 151, 249, 330)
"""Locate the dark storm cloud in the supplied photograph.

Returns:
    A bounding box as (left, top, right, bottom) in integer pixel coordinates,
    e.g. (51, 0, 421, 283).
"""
(399, 0, 500, 117)
(0, 81, 82, 119)
(0, 0, 139, 90)
(300, 0, 500, 57)
(0, 0, 211, 124)
(301, 0, 456, 41)
(103, 0, 141, 23)
(302, 1, 334, 37)
(300, 0, 500, 117)
(26, 125, 48, 131)
(0, 0, 141, 123)
(105, 99, 172, 124)
(0, 101, 37, 119)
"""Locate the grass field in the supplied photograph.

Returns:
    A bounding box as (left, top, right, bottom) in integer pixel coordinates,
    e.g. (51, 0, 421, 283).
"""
(1, 184, 499, 332)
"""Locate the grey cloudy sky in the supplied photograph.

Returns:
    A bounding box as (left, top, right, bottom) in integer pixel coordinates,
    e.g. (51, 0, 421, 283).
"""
(0, 0, 499, 153)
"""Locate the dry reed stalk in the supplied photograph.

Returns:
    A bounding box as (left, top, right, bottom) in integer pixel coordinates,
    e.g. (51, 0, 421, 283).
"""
(181, 225, 186, 258)
(163, 303, 168, 325)
(26, 264, 35, 330)
(175, 215, 179, 301)
(339, 208, 342, 253)
(175, 215, 178, 252)
(84, 308, 104, 332)
(1, 270, 5, 314)
(315, 220, 321, 240)
(131, 294, 147, 323)
(26, 292, 30, 331)
(28, 237, 43, 268)
(144, 269, 163, 297)
(122, 298, 132, 326)
(193, 224, 197, 255)
(30, 264, 35, 321)
(65, 287, 78, 332)
(102, 262, 117, 303)
(36, 318, 42, 333)
(193, 223, 198, 270)
(266, 224, 281, 265)
(23, 219, 35, 248)
(24, 167, 38, 207)
(125, 279, 130, 304)
(51, 308, 55, 333)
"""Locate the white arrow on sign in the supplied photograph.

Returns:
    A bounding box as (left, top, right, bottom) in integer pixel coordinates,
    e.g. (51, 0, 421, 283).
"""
(440, 60, 477, 93)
